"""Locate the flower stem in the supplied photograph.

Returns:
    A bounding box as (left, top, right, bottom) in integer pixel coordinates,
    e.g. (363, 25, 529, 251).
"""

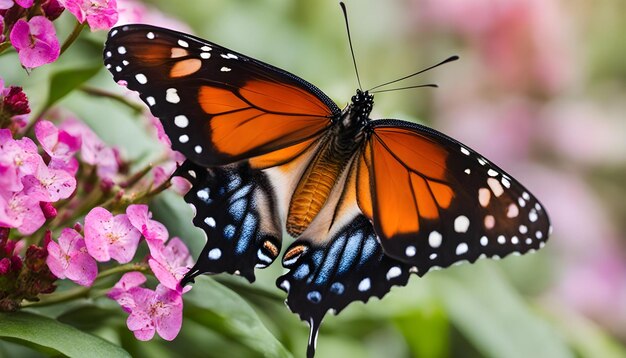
(60, 21, 87, 56)
(21, 262, 149, 308)
(81, 86, 146, 115)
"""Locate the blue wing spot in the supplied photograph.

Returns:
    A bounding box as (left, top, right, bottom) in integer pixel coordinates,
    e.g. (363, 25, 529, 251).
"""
(229, 198, 247, 222)
(338, 232, 362, 274)
(236, 213, 257, 254)
(231, 184, 252, 201)
(307, 291, 322, 303)
(293, 264, 310, 280)
(314, 235, 345, 285)
(358, 233, 378, 267)
(330, 282, 344, 295)
(223, 224, 236, 240)
(227, 174, 242, 191)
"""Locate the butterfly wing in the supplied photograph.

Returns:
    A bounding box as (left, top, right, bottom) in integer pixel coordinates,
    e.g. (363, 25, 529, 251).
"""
(277, 214, 412, 358)
(104, 24, 340, 167)
(176, 160, 282, 283)
(358, 119, 551, 273)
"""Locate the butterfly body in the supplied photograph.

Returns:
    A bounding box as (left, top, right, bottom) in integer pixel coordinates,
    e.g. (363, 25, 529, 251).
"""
(103, 24, 551, 357)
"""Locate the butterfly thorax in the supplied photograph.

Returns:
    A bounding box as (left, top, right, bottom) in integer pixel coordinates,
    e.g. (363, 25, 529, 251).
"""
(286, 90, 373, 237)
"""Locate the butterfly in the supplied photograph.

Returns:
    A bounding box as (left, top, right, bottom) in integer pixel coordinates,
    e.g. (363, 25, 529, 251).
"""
(104, 23, 551, 357)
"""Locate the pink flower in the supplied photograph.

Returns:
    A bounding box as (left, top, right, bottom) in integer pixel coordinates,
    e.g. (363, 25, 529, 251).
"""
(42, 0, 65, 20)
(1, 82, 30, 118)
(16, 0, 33, 7)
(0, 1, 12, 10)
(147, 237, 193, 292)
(125, 284, 183, 341)
(0, 129, 41, 192)
(59, 118, 119, 180)
(46, 228, 98, 286)
(0, 190, 45, 235)
(108, 271, 146, 311)
(116, 0, 190, 33)
(84, 207, 141, 263)
(9, 16, 60, 69)
(60, 0, 118, 31)
(35, 120, 81, 173)
(126, 204, 168, 244)
(22, 164, 76, 202)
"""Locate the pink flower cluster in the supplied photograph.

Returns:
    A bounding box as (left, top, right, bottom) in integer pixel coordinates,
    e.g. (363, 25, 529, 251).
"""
(1, 0, 118, 69)
(46, 204, 193, 341)
(0, 122, 77, 235)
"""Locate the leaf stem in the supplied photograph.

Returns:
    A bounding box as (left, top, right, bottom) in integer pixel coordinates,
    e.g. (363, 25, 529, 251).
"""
(60, 21, 87, 56)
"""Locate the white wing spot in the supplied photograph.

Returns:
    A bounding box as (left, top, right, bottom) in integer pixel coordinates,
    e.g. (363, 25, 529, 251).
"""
(358, 278, 371, 291)
(518, 197, 526, 207)
(477, 157, 487, 165)
(122, 60, 129, 66)
(478, 188, 491, 207)
(525, 238, 533, 245)
(194, 145, 203, 154)
(204, 217, 216, 227)
(179, 135, 189, 143)
(135, 74, 148, 84)
(386, 267, 402, 280)
(456, 243, 468, 255)
(522, 192, 530, 200)
(208, 248, 221, 260)
(454, 215, 470, 233)
(220, 66, 231, 72)
(429, 253, 437, 260)
(106, 51, 112, 58)
(280, 280, 290, 292)
(507, 203, 519, 218)
(405, 246, 416, 257)
(174, 115, 189, 128)
(146, 32, 155, 39)
(484, 215, 495, 229)
(146, 96, 156, 106)
(511, 236, 519, 244)
(187, 170, 196, 178)
(178, 40, 189, 48)
(501, 177, 511, 188)
(536, 231, 543, 239)
(539, 242, 546, 249)
(428, 231, 443, 248)
(115, 66, 122, 72)
(519, 225, 528, 234)
(196, 188, 209, 200)
(201, 46, 212, 51)
(535, 202, 542, 211)
(464, 168, 471, 175)
(480, 236, 488, 246)
(105, 64, 111, 69)
(487, 178, 504, 197)
(529, 210, 538, 222)
(111, 29, 118, 37)
(117, 46, 126, 54)
(497, 235, 506, 244)
(487, 169, 498, 177)
(460, 146, 470, 155)
(166, 88, 180, 103)
(200, 52, 211, 59)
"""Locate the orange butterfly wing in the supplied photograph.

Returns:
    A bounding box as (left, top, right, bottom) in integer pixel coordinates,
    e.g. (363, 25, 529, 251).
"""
(358, 120, 551, 273)
(104, 25, 339, 167)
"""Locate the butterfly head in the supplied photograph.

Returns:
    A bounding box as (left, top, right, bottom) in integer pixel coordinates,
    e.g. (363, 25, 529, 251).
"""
(349, 89, 374, 125)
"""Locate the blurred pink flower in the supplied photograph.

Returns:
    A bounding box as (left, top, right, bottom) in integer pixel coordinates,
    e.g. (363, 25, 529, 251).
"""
(0, 129, 41, 192)
(46, 228, 98, 286)
(60, 0, 118, 31)
(35, 120, 81, 173)
(125, 284, 183, 341)
(170, 176, 191, 196)
(0, 16, 4, 42)
(147, 237, 193, 292)
(116, 0, 190, 32)
(60, 118, 119, 180)
(0, 190, 45, 235)
(9, 16, 60, 69)
(126, 204, 168, 244)
(416, 0, 575, 95)
(84, 207, 141, 263)
(108, 271, 146, 312)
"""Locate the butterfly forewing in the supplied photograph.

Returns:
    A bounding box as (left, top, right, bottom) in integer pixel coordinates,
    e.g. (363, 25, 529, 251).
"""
(360, 120, 551, 273)
(104, 25, 339, 167)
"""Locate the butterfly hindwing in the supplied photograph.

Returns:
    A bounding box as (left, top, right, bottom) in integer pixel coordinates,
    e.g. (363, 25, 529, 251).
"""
(176, 160, 281, 283)
(358, 119, 551, 273)
(277, 214, 412, 358)
(104, 24, 339, 168)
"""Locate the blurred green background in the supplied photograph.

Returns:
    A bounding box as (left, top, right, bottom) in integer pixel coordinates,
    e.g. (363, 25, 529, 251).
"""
(1, 0, 626, 357)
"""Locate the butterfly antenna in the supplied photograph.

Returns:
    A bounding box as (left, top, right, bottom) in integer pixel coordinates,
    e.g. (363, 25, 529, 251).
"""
(340, 2, 363, 90)
(368, 55, 459, 92)
(371, 83, 438, 94)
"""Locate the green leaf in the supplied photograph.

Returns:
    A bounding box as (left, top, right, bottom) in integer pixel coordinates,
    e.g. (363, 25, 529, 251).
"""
(433, 264, 574, 358)
(393, 305, 450, 358)
(44, 65, 101, 110)
(0, 311, 130, 358)
(184, 277, 292, 358)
